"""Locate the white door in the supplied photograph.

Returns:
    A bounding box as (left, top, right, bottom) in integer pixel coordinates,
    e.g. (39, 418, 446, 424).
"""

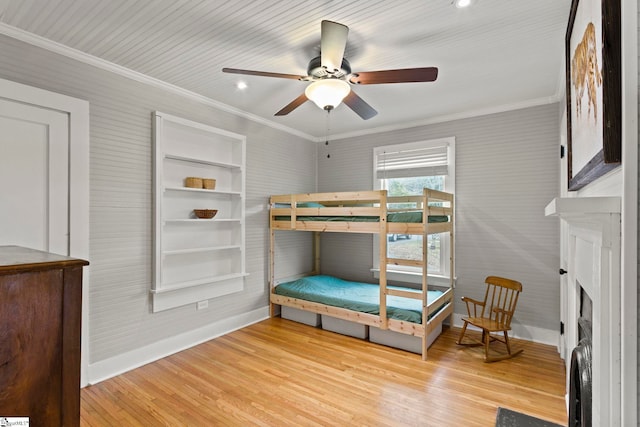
(0, 99, 70, 255)
(0, 77, 89, 386)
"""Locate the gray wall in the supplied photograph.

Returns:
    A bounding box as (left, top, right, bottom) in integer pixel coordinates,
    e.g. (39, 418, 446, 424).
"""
(317, 104, 561, 332)
(0, 32, 561, 366)
(0, 35, 316, 364)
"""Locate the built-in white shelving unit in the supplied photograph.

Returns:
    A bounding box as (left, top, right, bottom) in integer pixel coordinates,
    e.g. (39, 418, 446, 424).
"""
(152, 111, 246, 312)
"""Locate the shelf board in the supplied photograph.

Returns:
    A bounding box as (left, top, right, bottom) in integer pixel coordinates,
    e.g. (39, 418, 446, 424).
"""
(164, 186, 241, 196)
(164, 218, 241, 224)
(162, 245, 241, 255)
(153, 272, 249, 294)
(164, 153, 242, 169)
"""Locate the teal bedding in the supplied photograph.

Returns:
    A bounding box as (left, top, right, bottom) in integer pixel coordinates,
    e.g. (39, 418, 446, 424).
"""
(275, 275, 443, 324)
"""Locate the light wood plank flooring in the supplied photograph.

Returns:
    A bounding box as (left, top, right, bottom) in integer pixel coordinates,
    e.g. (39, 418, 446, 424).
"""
(81, 318, 567, 426)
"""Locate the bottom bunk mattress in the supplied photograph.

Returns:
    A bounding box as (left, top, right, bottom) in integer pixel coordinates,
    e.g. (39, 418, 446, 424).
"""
(274, 275, 443, 324)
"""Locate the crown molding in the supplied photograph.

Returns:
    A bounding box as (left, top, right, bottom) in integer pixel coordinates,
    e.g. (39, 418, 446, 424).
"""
(0, 23, 316, 142)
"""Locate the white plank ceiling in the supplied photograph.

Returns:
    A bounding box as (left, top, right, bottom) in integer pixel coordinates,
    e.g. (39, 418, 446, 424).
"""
(0, 0, 571, 138)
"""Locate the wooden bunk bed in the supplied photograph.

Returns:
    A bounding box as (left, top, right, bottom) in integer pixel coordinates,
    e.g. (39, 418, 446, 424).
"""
(269, 188, 454, 360)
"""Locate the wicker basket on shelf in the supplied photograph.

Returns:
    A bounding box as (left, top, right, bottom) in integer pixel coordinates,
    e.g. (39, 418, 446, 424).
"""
(193, 209, 218, 219)
(185, 177, 203, 188)
(202, 178, 216, 190)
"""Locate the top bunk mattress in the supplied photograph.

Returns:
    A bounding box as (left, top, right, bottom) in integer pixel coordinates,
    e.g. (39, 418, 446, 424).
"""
(274, 275, 443, 324)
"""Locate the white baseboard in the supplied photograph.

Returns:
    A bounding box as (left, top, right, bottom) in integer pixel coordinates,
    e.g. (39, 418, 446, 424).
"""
(451, 313, 560, 347)
(86, 307, 269, 386)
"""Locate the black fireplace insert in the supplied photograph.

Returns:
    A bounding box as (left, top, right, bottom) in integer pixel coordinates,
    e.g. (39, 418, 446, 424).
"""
(568, 316, 592, 427)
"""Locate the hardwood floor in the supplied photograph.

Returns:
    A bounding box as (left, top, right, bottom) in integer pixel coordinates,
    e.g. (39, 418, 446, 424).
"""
(81, 318, 567, 426)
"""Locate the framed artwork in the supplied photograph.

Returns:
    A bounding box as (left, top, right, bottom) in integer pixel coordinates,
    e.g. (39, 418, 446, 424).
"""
(565, 0, 621, 191)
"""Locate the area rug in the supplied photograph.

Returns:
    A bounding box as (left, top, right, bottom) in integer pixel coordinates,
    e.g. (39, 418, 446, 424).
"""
(495, 407, 564, 427)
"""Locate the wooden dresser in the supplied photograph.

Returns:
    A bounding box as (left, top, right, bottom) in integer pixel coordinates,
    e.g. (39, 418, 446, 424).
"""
(0, 246, 88, 426)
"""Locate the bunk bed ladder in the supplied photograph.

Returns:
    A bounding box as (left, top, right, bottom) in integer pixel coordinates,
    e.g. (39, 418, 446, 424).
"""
(450, 196, 455, 291)
(312, 231, 321, 275)
(379, 191, 389, 330)
(421, 189, 430, 360)
(269, 207, 276, 317)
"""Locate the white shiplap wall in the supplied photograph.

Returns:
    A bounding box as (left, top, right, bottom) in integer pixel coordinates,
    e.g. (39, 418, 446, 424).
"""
(0, 35, 316, 370)
(318, 104, 561, 333)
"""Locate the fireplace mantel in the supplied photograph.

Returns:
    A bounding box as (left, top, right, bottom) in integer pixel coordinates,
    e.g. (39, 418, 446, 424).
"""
(545, 196, 620, 218)
(545, 196, 621, 427)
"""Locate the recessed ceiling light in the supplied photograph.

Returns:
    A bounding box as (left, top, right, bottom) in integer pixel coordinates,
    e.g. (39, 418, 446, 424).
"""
(236, 81, 247, 90)
(454, 0, 472, 8)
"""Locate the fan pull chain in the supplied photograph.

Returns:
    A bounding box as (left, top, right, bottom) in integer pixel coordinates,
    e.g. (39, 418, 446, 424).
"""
(325, 109, 331, 159)
(383, 150, 387, 183)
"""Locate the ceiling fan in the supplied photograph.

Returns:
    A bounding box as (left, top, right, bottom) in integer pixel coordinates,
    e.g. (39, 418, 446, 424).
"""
(222, 20, 438, 120)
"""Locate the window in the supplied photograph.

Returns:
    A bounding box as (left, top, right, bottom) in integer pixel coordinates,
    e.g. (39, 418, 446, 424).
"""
(372, 137, 455, 282)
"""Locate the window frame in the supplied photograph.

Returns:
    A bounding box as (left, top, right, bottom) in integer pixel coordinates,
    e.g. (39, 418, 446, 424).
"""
(372, 137, 455, 284)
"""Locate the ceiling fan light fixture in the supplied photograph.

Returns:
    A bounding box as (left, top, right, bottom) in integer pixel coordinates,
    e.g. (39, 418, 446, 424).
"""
(305, 79, 351, 110)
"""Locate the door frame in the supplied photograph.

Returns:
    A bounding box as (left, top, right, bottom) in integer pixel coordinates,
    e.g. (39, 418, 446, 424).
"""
(0, 78, 90, 386)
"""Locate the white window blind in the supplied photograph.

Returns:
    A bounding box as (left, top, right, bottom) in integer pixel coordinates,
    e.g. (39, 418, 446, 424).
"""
(375, 142, 449, 179)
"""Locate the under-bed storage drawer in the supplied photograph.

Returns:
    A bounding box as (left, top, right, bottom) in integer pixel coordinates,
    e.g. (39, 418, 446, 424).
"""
(281, 306, 321, 327)
(369, 323, 442, 354)
(321, 315, 369, 339)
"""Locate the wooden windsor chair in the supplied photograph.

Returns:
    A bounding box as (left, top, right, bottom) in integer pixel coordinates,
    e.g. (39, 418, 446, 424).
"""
(456, 276, 523, 362)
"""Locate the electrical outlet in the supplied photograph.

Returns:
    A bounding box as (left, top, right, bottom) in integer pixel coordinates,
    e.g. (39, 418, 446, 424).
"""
(196, 300, 208, 310)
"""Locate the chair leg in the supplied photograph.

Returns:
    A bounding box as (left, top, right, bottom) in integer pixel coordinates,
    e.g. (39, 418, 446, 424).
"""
(457, 321, 486, 348)
(483, 331, 490, 362)
(456, 321, 469, 345)
(503, 331, 512, 354)
(483, 331, 524, 363)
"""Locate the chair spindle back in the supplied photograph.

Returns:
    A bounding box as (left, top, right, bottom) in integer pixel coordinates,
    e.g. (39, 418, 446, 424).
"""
(484, 276, 522, 328)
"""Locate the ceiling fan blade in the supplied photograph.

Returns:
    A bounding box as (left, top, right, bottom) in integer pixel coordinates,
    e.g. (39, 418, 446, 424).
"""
(349, 67, 438, 85)
(222, 68, 306, 80)
(274, 93, 309, 116)
(320, 20, 348, 73)
(343, 91, 377, 120)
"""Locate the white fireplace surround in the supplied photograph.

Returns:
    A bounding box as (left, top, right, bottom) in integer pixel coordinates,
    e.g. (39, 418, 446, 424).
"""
(545, 197, 621, 427)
